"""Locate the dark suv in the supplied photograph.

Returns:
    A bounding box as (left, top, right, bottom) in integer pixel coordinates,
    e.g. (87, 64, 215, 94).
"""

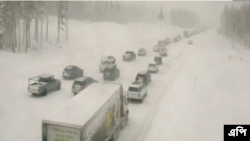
(135, 71, 151, 85)
(62, 65, 83, 79)
(71, 77, 98, 94)
(103, 67, 120, 80)
(123, 51, 136, 61)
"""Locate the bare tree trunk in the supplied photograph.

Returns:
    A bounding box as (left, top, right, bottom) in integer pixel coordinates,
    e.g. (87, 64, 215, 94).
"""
(66, 1, 68, 41)
(37, 17, 39, 44)
(46, 12, 48, 42)
(14, 19, 17, 48)
(19, 18, 20, 52)
(23, 20, 26, 44)
(46, 0, 49, 42)
(35, 17, 37, 41)
(57, 15, 60, 43)
(28, 20, 31, 48)
(41, 17, 43, 48)
(25, 19, 28, 53)
(66, 14, 68, 40)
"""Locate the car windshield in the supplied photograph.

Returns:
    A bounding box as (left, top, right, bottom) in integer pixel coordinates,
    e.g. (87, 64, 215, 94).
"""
(39, 77, 50, 83)
(104, 68, 114, 72)
(66, 66, 73, 69)
(137, 74, 145, 78)
(155, 58, 161, 61)
(103, 61, 112, 64)
(126, 51, 133, 54)
(149, 64, 155, 67)
(129, 87, 139, 92)
(73, 80, 86, 86)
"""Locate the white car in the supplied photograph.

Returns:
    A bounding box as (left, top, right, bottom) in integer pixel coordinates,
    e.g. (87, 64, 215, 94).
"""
(147, 63, 159, 73)
(188, 40, 193, 44)
(99, 56, 116, 72)
(127, 82, 147, 102)
(138, 48, 147, 56)
(159, 47, 167, 57)
(153, 44, 164, 52)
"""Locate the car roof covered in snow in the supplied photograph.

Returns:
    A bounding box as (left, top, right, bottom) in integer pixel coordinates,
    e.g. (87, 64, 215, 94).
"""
(65, 65, 76, 69)
(138, 71, 147, 75)
(39, 74, 54, 78)
(74, 77, 92, 82)
(129, 82, 142, 88)
(125, 51, 134, 53)
(42, 83, 121, 127)
(149, 63, 157, 65)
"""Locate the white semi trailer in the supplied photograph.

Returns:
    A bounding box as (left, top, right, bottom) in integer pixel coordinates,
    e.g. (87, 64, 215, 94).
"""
(42, 82, 129, 141)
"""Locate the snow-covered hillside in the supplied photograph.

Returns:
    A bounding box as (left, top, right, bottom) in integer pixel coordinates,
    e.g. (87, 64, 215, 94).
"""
(1, 16, 250, 141)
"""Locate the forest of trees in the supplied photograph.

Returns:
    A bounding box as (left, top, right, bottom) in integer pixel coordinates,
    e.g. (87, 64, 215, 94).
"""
(59, 1, 159, 23)
(218, 2, 250, 47)
(169, 8, 199, 28)
(0, 1, 162, 53)
(0, 1, 68, 53)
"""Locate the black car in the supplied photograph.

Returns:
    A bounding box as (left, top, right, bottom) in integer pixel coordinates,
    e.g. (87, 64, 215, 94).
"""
(123, 51, 136, 61)
(103, 67, 120, 80)
(71, 77, 98, 94)
(62, 65, 83, 79)
(135, 71, 151, 85)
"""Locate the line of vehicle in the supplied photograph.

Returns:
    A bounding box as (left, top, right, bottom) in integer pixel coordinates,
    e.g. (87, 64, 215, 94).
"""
(132, 41, 197, 141)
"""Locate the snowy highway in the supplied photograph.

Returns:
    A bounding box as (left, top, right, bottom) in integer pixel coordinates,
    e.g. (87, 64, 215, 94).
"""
(1, 17, 250, 141)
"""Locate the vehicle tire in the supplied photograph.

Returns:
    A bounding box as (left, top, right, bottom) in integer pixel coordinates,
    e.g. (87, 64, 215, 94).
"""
(42, 89, 47, 96)
(57, 84, 61, 90)
(140, 98, 144, 103)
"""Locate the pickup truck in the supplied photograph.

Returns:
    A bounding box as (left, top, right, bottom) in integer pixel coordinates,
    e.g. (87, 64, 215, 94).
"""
(28, 74, 61, 96)
(99, 56, 117, 73)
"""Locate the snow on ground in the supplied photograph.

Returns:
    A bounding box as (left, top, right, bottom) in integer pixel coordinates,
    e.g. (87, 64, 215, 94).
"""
(2, 16, 248, 141)
(143, 30, 250, 141)
(0, 17, 184, 141)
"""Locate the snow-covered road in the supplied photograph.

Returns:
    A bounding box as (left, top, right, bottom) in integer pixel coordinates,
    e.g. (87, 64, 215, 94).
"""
(143, 30, 250, 141)
(1, 18, 249, 141)
(0, 19, 184, 141)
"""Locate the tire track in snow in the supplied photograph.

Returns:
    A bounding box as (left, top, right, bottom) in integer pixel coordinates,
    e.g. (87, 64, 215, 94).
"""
(131, 43, 197, 141)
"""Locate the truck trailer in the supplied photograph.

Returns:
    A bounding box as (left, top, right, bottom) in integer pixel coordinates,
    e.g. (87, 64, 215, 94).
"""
(42, 82, 129, 141)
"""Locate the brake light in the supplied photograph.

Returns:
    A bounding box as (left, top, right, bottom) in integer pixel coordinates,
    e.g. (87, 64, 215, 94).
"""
(144, 78, 147, 81)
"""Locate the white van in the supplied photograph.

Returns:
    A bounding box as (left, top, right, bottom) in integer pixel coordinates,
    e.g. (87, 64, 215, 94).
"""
(127, 82, 147, 102)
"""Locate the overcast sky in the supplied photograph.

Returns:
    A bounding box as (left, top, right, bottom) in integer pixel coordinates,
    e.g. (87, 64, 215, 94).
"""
(127, 1, 243, 25)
